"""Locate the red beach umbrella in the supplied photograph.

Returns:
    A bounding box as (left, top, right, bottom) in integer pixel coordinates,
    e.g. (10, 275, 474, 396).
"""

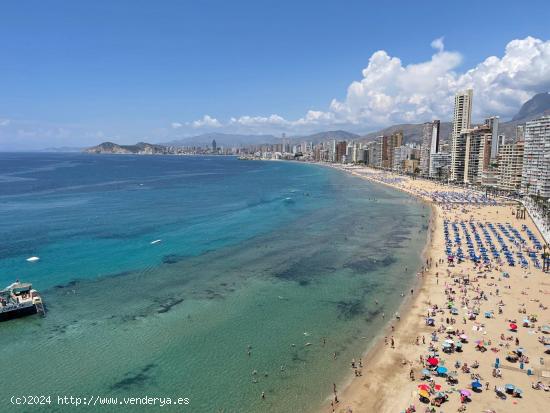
(418, 384, 430, 391)
(427, 357, 439, 366)
(509, 323, 518, 331)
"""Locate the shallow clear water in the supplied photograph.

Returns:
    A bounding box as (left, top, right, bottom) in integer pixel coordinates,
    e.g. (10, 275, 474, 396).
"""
(0, 154, 428, 412)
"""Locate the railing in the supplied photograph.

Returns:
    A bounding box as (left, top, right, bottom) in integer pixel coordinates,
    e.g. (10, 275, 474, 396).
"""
(0, 301, 34, 313)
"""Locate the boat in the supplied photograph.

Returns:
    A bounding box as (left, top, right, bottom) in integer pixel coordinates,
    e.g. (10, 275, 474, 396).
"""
(0, 281, 45, 322)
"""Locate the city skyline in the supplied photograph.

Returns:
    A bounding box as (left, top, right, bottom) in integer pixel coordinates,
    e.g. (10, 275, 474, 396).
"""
(1, 1, 550, 150)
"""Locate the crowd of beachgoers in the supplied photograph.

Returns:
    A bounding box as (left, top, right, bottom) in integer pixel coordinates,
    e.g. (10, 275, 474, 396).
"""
(321, 165, 549, 413)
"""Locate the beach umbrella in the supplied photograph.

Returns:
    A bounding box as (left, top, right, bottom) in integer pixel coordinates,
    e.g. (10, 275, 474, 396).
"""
(418, 384, 430, 391)
(418, 389, 430, 399)
(421, 369, 431, 377)
(516, 347, 525, 354)
(514, 388, 523, 395)
(509, 323, 518, 330)
(437, 366, 448, 374)
(427, 357, 439, 366)
(442, 342, 451, 348)
(460, 389, 471, 397)
(446, 326, 455, 333)
(434, 384, 442, 391)
(472, 381, 482, 389)
(542, 325, 550, 333)
(459, 334, 468, 340)
(505, 384, 515, 391)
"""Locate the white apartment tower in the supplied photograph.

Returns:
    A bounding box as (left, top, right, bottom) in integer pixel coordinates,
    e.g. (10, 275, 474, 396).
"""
(521, 116, 550, 198)
(450, 89, 473, 181)
(419, 120, 440, 176)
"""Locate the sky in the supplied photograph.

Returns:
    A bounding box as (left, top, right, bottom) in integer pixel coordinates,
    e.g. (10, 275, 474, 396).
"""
(1, 0, 550, 150)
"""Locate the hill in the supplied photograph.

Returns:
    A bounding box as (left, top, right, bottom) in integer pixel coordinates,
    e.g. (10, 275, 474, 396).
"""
(512, 92, 550, 122)
(358, 122, 452, 144)
(162, 133, 278, 148)
(291, 130, 359, 144)
(85, 142, 169, 154)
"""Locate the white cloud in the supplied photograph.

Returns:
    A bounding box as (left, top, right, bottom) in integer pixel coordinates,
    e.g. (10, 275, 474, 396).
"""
(171, 122, 183, 129)
(190, 115, 221, 128)
(229, 114, 289, 127)
(430, 37, 445, 53)
(326, 36, 550, 127)
(0, 119, 10, 126)
(179, 36, 550, 133)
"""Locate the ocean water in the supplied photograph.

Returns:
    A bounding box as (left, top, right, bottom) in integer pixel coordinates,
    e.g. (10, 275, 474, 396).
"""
(0, 153, 428, 412)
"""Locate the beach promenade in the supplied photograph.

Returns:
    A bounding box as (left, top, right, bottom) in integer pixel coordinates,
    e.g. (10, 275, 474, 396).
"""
(324, 166, 549, 413)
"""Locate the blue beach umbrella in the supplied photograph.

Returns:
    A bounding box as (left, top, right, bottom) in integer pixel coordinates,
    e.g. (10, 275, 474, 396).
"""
(472, 381, 482, 389)
(505, 384, 515, 391)
(422, 369, 431, 376)
(436, 366, 448, 375)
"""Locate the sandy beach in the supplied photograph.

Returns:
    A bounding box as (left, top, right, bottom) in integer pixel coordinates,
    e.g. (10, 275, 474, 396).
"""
(323, 165, 549, 413)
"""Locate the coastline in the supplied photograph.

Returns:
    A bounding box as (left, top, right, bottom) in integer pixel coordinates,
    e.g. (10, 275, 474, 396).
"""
(317, 164, 438, 412)
(318, 164, 549, 413)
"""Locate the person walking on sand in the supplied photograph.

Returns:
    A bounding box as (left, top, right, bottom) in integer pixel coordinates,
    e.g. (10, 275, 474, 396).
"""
(391, 336, 395, 349)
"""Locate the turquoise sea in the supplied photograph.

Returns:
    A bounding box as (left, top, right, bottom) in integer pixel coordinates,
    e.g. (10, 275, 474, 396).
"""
(0, 153, 428, 412)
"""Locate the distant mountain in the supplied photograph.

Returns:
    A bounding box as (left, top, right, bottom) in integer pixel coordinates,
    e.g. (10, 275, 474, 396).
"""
(358, 122, 452, 144)
(512, 92, 550, 122)
(162, 133, 278, 148)
(292, 130, 360, 144)
(85, 141, 169, 154)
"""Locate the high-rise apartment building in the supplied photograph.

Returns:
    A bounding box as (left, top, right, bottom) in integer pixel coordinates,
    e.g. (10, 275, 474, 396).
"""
(497, 141, 524, 192)
(521, 116, 550, 198)
(486, 116, 500, 160)
(451, 89, 473, 181)
(420, 120, 440, 176)
(387, 131, 403, 169)
(335, 141, 347, 163)
(429, 152, 452, 179)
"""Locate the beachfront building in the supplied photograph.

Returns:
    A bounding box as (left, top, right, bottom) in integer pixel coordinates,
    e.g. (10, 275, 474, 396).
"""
(389, 131, 403, 169)
(366, 139, 383, 167)
(451, 89, 473, 181)
(335, 141, 347, 163)
(521, 116, 550, 198)
(429, 152, 451, 180)
(486, 116, 500, 160)
(463, 125, 492, 185)
(419, 120, 440, 176)
(497, 141, 524, 192)
(392, 145, 412, 172)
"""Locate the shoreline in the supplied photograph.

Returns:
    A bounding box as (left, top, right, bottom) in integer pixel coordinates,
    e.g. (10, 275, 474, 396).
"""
(317, 164, 549, 413)
(317, 164, 438, 412)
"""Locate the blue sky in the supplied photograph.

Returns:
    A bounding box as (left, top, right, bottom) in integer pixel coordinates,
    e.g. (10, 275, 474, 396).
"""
(1, 0, 550, 149)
